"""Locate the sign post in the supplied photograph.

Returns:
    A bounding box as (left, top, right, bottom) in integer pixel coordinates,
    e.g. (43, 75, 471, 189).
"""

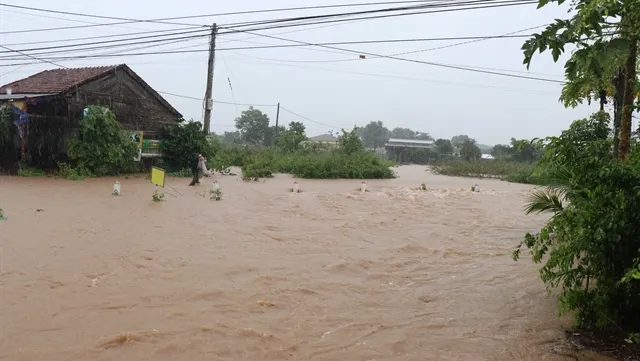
(150, 166, 166, 202)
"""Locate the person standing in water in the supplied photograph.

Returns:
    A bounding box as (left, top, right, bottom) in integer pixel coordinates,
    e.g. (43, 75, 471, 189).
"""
(189, 153, 201, 186)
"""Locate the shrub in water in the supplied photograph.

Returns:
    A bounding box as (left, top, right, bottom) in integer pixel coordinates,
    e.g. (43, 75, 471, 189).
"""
(67, 106, 138, 176)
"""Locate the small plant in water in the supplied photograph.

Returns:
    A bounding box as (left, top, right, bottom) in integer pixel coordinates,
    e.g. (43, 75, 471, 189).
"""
(152, 189, 165, 202)
(421, 183, 427, 191)
(0, 207, 5, 220)
(210, 188, 222, 201)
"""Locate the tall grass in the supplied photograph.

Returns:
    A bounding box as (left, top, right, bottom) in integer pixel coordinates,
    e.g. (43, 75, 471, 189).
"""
(430, 160, 540, 184)
(240, 150, 396, 180)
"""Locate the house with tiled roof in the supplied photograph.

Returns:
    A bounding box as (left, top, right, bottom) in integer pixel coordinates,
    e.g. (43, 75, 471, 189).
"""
(0, 64, 182, 168)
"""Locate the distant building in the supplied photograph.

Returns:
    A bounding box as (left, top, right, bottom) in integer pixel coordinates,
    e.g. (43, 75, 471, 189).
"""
(481, 154, 495, 160)
(305, 133, 339, 147)
(385, 138, 435, 163)
(385, 138, 434, 151)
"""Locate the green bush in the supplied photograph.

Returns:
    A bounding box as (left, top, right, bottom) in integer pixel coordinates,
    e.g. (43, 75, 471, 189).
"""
(56, 162, 90, 180)
(17, 163, 45, 177)
(431, 159, 537, 181)
(240, 148, 395, 180)
(161, 121, 213, 171)
(67, 105, 138, 176)
(514, 112, 640, 332)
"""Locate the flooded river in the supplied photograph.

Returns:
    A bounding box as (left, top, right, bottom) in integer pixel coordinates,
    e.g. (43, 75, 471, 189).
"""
(0, 166, 615, 360)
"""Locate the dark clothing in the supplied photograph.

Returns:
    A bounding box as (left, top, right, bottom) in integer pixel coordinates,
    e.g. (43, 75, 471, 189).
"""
(189, 169, 200, 186)
(190, 154, 200, 172)
(188, 154, 200, 186)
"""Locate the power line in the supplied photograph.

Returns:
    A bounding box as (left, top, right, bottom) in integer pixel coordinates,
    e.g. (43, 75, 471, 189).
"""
(280, 106, 342, 129)
(0, 2, 205, 27)
(156, 90, 277, 107)
(217, 0, 528, 29)
(214, 0, 538, 35)
(1, 26, 208, 47)
(0, 0, 530, 35)
(0, 34, 535, 61)
(0, 0, 488, 33)
(0, 44, 68, 69)
(220, 27, 566, 84)
(228, 51, 562, 93)
(251, 24, 547, 64)
(0, 29, 212, 55)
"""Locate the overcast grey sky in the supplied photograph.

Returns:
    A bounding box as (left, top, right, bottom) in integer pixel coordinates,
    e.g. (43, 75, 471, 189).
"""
(0, 0, 611, 145)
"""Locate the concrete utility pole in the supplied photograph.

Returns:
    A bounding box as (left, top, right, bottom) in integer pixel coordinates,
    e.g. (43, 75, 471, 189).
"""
(202, 24, 217, 134)
(274, 102, 281, 146)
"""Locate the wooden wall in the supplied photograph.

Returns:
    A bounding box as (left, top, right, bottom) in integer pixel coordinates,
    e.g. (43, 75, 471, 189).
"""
(67, 68, 181, 139)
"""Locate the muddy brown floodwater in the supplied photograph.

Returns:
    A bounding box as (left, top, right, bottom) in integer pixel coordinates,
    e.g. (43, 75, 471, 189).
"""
(0, 166, 617, 361)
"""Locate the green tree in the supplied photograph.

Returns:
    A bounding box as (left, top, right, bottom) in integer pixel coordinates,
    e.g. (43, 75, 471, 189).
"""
(221, 130, 243, 145)
(514, 112, 640, 330)
(339, 127, 364, 155)
(414, 132, 433, 141)
(67, 105, 138, 176)
(459, 139, 481, 161)
(434, 138, 454, 155)
(359, 120, 389, 149)
(277, 122, 307, 153)
(491, 144, 514, 160)
(161, 120, 213, 171)
(521, 0, 640, 159)
(235, 107, 270, 146)
(389, 127, 416, 139)
(451, 134, 471, 153)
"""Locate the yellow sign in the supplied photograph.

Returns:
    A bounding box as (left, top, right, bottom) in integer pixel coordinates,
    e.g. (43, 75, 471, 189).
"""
(150, 167, 166, 188)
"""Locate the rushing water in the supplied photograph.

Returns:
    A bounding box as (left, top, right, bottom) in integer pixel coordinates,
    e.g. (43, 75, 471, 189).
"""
(0, 166, 616, 361)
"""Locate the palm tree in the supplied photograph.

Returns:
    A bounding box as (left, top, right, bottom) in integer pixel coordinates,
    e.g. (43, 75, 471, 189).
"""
(523, 166, 577, 217)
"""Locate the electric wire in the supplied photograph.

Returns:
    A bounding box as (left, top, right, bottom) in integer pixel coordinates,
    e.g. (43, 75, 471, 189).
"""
(0, 0, 531, 35)
(220, 27, 567, 84)
(0, 34, 535, 61)
(217, 0, 530, 29)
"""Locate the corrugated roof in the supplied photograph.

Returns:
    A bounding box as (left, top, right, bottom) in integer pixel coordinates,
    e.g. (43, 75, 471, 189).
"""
(0, 66, 119, 94)
(309, 134, 338, 142)
(387, 138, 434, 145)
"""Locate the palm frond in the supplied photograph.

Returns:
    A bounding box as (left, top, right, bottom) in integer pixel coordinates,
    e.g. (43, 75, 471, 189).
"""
(524, 189, 564, 215)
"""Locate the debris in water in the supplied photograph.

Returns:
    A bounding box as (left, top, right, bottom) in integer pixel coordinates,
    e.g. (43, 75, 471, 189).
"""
(257, 300, 275, 307)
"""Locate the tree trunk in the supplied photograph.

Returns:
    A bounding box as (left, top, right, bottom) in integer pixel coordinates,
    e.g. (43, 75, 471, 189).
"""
(613, 69, 625, 159)
(618, 39, 638, 160)
(599, 89, 607, 111)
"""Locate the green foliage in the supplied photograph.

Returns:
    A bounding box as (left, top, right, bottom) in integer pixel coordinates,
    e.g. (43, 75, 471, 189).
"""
(492, 138, 543, 163)
(239, 145, 395, 180)
(56, 162, 90, 180)
(459, 139, 482, 161)
(514, 112, 640, 331)
(339, 128, 364, 155)
(235, 107, 271, 146)
(17, 164, 45, 177)
(522, 0, 640, 159)
(434, 138, 454, 155)
(161, 120, 212, 171)
(290, 152, 395, 179)
(276, 121, 307, 153)
(67, 105, 138, 176)
(431, 159, 538, 182)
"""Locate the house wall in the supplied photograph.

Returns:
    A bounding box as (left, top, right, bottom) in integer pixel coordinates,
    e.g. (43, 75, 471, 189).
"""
(67, 68, 180, 139)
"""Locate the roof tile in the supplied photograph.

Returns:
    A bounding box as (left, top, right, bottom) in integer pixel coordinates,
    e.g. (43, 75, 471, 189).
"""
(0, 65, 120, 94)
